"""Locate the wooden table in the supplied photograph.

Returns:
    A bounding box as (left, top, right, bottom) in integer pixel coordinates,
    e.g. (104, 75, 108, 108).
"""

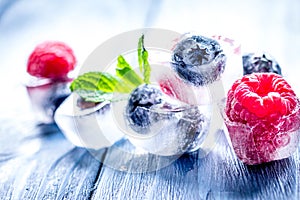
(1, 1, 300, 199)
(0, 98, 299, 199)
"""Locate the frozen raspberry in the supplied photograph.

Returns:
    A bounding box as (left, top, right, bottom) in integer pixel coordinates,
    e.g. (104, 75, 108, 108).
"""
(226, 73, 297, 120)
(27, 41, 76, 79)
(171, 35, 226, 86)
(158, 74, 195, 104)
(243, 52, 282, 75)
(225, 73, 300, 164)
(125, 84, 164, 133)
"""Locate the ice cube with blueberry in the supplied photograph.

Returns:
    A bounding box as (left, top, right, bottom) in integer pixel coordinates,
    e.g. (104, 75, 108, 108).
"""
(125, 84, 165, 134)
(171, 34, 226, 86)
(242, 52, 282, 75)
(123, 83, 211, 156)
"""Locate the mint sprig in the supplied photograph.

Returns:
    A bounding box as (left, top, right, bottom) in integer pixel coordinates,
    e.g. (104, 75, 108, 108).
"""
(70, 72, 122, 93)
(116, 55, 144, 87)
(70, 35, 151, 102)
(138, 35, 151, 84)
(70, 72, 133, 102)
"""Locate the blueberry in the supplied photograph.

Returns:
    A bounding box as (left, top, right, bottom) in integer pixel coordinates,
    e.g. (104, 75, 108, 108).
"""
(125, 84, 164, 133)
(176, 106, 207, 151)
(243, 52, 282, 75)
(172, 35, 226, 86)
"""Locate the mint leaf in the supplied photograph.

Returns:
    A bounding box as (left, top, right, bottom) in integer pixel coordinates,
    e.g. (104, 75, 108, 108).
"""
(116, 55, 144, 87)
(70, 72, 117, 92)
(138, 35, 151, 84)
(70, 34, 152, 103)
(70, 72, 132, 102)
(75, 90, 113, 102)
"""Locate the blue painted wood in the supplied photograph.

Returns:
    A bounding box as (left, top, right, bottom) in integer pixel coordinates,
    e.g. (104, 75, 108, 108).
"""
(92, 133, 300, 200)
(0, 116, 299, 200)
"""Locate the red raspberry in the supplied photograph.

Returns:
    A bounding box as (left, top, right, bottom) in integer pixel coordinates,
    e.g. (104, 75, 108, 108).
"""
(225, 73, 300, 164)
(158, 74, 193, 104)
(27, 41, 76, 80)
(226, 73, 298, 122)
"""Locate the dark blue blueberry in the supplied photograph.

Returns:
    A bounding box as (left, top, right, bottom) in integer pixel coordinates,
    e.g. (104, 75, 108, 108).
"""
(176, 106, 207, 151)
(242, 52, 282, 75)
(172, 35, 226, 86)
(125, 84, 164, 133)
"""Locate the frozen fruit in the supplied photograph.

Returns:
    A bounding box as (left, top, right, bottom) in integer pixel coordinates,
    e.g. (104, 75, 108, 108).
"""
(171, 35, 226, 86)
(158, 72, 196, 105)
(26, 80, 71, 123)
(243, 52, 282, 75)
(125, 84, 164, 133)
(226, 73, 297, 120)
(27, 41, 76, 79)
(175, 106, 208, 151)
(26, 41, 76, 123)
(224, 73, 300, 165)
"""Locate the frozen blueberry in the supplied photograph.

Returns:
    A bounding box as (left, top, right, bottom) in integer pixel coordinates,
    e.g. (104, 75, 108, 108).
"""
(125, 84, 164, 134)
(243, 52, 282, 75)
(172, 35, 226, 86)
(176, 106, 207, 151)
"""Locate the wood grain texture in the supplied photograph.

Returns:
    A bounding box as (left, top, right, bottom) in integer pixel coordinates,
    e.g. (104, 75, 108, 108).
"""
(0, 119, 300, 200)
(91, 131, 300, 200)
(1, 100, 298, 200)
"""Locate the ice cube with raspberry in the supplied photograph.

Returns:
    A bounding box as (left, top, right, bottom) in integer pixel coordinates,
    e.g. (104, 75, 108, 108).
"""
(171, 34, 226, 86)
(224, 73, 300, 165)
(242, 52, 282, 75)
(26, 41, 77, 124)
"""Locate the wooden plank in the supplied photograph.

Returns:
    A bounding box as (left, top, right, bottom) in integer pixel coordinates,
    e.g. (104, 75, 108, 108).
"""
(92, 131, 299, 200)
(0, 118, 299, 199)
(197, 131, 298, 200)
(0, 123, 107, 200)
(0, 124, 72, 199)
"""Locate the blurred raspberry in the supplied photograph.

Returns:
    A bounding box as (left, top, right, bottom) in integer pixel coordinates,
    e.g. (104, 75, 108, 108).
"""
(27, 41, 76, 79)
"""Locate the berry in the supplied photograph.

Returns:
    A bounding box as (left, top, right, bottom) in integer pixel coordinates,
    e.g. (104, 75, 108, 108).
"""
(27, 41, 76, 79)
(171, 35, 226, 86)
(243, 52, 282, 75)
(158, 73, 195, 105)
(227, 73, 297, 120)
(225, 73, 300, 164)
(125, 84, 164, 133)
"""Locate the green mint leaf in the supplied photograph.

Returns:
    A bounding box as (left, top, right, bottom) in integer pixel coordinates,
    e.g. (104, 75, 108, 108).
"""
(70, 72, 131, 102)
(75, 90, 113, 102)
(70, 72, 116, 92)
(138, 35, 151, 84)
(70, 34, 152, 103)
(138, 35, 144, 73)
(116, 55, 144, 87)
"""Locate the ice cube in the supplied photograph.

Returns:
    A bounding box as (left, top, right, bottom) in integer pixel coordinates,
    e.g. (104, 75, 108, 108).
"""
(172, 34, 226, 86)
(54, 93, 124, 149)
(125, 84, 164, 134)
(242, 52, 282, 75)
(116, 98, 212, 156)
(26, 78, 71, 124)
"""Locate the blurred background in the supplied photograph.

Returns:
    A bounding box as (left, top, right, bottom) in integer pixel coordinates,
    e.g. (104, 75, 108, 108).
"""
(0, 0, 299, 114)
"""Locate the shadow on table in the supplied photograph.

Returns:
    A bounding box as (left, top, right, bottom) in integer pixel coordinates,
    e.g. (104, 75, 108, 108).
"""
(195, 131, 297, 200)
